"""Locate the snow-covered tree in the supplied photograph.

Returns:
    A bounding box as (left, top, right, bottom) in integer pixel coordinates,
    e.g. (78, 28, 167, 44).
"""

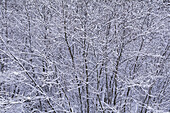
(0, 0, 169, 113)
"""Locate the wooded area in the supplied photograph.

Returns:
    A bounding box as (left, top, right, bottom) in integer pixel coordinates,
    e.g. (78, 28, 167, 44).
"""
(0, 0, 169, 113)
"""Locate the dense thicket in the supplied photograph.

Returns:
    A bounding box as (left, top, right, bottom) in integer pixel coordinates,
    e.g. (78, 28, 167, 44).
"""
(0, 0, 169, 113)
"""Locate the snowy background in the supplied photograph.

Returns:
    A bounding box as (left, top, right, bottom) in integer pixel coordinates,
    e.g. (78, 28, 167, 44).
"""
(0, 0, 169, 113)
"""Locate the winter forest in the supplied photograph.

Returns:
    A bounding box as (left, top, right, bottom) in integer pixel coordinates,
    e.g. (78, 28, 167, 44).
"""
(0, 0, 169, 113)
